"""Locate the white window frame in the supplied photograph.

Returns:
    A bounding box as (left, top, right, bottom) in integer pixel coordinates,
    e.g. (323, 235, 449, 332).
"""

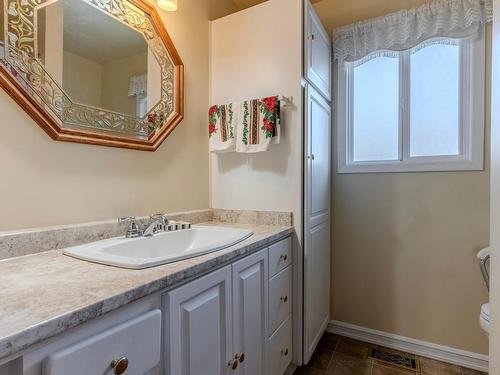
(336, 33, 486, 174)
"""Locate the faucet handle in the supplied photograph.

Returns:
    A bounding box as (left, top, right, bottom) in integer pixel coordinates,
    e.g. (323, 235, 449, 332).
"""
(150, 213, 165, 218)
(118, 216, 136, 224)
(118, 217, 142, 238)
(150, 213, 169, 224)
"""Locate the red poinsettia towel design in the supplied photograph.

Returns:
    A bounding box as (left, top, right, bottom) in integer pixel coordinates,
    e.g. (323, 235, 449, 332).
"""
(236, 95, 280, 153)
(208, 103, 238, 153)
(208, 105, 218, 137)
(261, 96, 279, 138)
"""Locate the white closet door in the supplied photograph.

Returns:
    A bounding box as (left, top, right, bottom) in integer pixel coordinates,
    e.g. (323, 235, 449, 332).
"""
(303, 83, 331, 363)
(232, 249, 268, 375)
(166, 266, 233, 375)
(304, 1, 332, 100)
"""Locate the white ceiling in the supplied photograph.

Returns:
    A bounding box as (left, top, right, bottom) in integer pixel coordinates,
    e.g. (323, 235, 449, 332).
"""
(41, 0, 148, 64)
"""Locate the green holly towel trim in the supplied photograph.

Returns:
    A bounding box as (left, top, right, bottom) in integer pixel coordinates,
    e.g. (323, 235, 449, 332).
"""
(228, 103, 234, 138)
(208, 105, 219, 138)
(242, 101, 249, 145)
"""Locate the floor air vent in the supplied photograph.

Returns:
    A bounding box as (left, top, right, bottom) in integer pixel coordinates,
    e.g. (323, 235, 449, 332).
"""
(370, 348, 419, 371)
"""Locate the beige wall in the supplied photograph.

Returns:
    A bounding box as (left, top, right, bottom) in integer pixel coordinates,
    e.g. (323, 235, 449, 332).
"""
(322, 2, 491, 354)
(101, 52, 147, 116)
(147, 48, 162, 110)
(63, 50, 103, 108)
(0, 0, 239, 231)
(62, 51, 153, 116)
(209, 0, 303, 238)
(44, 4, 64, 83)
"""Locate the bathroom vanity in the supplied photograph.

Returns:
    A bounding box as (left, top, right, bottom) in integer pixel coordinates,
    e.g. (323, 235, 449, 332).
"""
(0, 214, 293, 375)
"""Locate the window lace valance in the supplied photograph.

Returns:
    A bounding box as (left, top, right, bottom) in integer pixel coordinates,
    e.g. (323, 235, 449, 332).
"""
(332, 0, 492, 62)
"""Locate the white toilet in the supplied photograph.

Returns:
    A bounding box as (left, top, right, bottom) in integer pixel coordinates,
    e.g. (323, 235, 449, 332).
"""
(480, 303, 490, 336)
(477, 248, 491, 335)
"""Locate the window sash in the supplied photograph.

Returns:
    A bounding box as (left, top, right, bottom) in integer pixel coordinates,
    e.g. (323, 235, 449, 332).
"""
(337, 36, 485, 173)
(346, 54, 403, 164)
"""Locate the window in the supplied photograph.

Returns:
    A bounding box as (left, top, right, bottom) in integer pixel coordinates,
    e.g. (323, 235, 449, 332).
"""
(337, 37, 486, 173)
(352, 56, 400, 162)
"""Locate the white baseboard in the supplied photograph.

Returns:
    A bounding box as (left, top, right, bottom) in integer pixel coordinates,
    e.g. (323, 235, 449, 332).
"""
(327, 320, 489, 373)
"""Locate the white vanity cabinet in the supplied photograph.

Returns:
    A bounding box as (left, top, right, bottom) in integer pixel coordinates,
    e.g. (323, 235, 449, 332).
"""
(165, 249, 269, 375)
(304, 0, 332, 101)
(2, 236, 292, 375)
(166, 238, 292, 375)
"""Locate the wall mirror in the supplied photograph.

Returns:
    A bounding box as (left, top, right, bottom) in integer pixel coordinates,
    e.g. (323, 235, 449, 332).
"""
(0, 0, 183, 150)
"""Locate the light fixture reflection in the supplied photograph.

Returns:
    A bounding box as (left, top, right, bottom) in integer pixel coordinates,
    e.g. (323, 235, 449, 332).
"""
(157, 0, 177, 11)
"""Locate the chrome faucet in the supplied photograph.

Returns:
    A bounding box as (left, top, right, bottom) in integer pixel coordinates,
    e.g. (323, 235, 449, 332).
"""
(118, 217, 143, 238)
(119, 214, 179, 238)
(143, 213, 170, 237)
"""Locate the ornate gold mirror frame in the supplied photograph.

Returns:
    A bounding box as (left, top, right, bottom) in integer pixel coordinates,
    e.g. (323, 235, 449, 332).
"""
(0, 0, 183, 151)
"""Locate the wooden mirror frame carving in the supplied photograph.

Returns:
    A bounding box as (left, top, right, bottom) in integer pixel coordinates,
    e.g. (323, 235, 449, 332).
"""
(0, 0, 183, 151)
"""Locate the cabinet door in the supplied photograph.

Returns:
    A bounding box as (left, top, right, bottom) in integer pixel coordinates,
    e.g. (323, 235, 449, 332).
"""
(232, 249, 268, 375)
(166, 266, 233, 375)
(304, 0, 331, 100)
(23, 295, 162, 375)
(303, 84, 331, 363)
(42, 310, 162, 375)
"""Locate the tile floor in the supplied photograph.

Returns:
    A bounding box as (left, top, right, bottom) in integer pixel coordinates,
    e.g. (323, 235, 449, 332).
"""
(295, 333, 487, 375)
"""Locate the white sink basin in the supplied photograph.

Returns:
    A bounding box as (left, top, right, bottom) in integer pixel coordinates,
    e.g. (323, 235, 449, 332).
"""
(63, 225, 253, 269)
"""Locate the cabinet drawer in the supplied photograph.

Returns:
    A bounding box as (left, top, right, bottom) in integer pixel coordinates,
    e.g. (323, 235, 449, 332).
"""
(268, 237, 292, 278)
(43, 310, 161, 375)
(269, 266, 292, 335)
(269, 316, 292, 375)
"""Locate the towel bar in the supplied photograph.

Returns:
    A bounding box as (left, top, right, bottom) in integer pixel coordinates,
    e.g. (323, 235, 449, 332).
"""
(278, 95, 293, 108)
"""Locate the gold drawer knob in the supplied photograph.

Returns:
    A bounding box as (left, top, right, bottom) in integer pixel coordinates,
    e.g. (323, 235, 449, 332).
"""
(280, 295, 288, 303)
(228, 359, 239, 370)
(111, 357, 128, 374)
(281, 348, 289, 356)
(279, 254, 288, 261)
(236, 352, 245, 363)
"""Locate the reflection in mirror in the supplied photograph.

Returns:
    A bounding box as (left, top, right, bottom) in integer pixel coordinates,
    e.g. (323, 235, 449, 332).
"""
(0, 0, 183, 149)
(35, 0, 161, 118)
(0, 0, 4, 56)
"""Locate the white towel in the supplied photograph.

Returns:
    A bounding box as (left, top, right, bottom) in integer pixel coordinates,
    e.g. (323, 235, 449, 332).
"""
(235, 96, 280, 153)
(209, 103, 239, 153)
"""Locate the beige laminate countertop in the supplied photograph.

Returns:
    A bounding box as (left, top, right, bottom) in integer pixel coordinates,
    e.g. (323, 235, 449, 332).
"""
(0, 222, 293, 362)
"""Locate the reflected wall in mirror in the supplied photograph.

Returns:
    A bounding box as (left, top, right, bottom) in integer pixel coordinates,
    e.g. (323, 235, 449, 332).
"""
(0, 0, 183, 150)
(0, 0, 4, 53)
(36, 0, 162, 118)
